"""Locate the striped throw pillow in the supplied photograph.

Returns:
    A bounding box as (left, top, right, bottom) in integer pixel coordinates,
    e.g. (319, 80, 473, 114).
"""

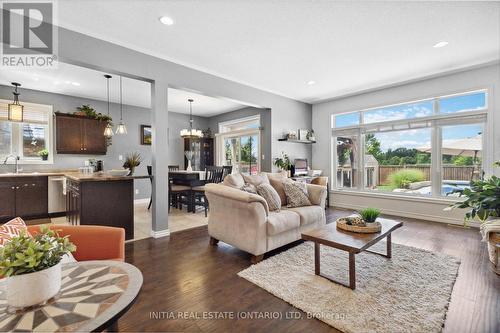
(256, 183, 282, 211)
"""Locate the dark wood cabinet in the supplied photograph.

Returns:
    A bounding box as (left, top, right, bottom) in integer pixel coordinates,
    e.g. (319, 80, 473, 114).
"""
(56, 113, 107, 155)
(184, 138, 214, 170)
(0, 181, 16, 222)
(65, 179, 134, 240)
(0, 177, 48, 223)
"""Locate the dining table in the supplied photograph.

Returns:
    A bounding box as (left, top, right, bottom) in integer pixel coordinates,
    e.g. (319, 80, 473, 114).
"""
(169, 170, 206, 212)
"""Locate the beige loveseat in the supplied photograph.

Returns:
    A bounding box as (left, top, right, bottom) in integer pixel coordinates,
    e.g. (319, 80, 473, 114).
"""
(205, 173, 327, 263)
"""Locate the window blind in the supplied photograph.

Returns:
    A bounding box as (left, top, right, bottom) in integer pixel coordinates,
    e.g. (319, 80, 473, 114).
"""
(0, 99, 52, 124)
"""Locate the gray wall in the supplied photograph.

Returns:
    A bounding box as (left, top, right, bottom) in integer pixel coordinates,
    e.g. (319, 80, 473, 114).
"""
(207, 107, 272, 171)
(0, 85, 206, 200)
(167, 111, 209, 168)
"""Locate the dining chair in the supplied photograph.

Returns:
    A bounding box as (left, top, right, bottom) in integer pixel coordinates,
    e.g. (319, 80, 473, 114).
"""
(192, 166, 224, 216)
(147, 166, 153, 210)
(311, 176, 329, 210)
(222, 165, 233, 180)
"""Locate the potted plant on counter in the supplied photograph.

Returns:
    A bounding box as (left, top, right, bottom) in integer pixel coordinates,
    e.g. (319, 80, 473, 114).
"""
(450, 175, 500, 274)
(0, 226, 76, 308)
(123, 152, 142, 176)
(38, 149, 49, 161)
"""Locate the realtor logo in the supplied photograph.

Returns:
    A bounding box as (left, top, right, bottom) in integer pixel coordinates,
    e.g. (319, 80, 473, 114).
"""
(1, 1, 58, 68)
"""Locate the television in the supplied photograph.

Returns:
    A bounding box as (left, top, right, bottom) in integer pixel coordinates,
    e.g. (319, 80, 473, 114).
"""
(294, 158, 308, 176)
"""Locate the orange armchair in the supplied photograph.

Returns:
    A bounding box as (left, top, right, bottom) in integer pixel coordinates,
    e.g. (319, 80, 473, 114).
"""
(27, 225, 125, 261)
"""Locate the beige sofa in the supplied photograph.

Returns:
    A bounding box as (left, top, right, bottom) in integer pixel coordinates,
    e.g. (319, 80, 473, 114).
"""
(205, 173, 327, 263)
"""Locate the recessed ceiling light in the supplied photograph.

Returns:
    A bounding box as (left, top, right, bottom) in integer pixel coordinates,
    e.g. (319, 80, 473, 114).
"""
(433, 41, 449, 48)
(159, 16, 174, 26)
(307, 80, 316, 85)
(71, 82, 80, 86)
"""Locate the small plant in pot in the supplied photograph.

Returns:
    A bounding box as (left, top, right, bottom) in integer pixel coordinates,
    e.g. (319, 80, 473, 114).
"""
(359, 207, 380, 223)
(123, 152, 142, 176)
(449, 175, 500, 272)
(37, 149, 49, 161)
(0, 226, 76, 308)
(274, 151, 292, 176)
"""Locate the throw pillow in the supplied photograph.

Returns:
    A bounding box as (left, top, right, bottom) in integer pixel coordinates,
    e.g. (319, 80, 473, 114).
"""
(240, 183, 257, 194)
(283, 180, 312, 208)
(256, 183, 281, 212)
(223, 173, 245, 188)
(243, 173, 269, 187)
(0, 217, 30, 247)
(267, 173, 288, 206)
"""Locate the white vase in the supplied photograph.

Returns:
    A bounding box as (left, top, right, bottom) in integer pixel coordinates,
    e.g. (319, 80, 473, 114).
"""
(7, 262, 62, 308)
(186, 160, 193, 172)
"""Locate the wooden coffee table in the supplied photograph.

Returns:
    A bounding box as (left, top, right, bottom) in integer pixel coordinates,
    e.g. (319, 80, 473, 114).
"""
(302, 218, 402, 290)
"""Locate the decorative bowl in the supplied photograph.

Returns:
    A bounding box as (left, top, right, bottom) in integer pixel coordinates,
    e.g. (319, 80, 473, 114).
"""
(108, 169, 130, 177)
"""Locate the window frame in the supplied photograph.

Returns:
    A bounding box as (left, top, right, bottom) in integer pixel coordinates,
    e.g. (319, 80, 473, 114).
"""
(0, 99, 54, 165)
(331, 89, 490, 199)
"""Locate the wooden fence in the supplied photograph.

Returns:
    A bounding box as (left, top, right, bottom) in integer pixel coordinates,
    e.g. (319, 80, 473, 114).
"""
(378, 165, 475, 185)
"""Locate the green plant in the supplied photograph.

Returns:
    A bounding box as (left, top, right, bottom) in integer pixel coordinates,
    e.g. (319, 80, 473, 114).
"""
(123, 152, 142, 169)
(75, 105, 112, 124)
(359, 208, 380, 223)
(0, 226, 76, 277)
(76, 104, 97, 117)
(451, 176, 500, 224)
(37, 149, 49, 157)
(388, 169, 425, 189)
(274, 152, 292, 170)
(494, 161, 500, 168)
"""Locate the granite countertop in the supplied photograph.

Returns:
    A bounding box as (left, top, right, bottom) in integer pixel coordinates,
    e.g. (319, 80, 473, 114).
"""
(0, 170, 151, 182)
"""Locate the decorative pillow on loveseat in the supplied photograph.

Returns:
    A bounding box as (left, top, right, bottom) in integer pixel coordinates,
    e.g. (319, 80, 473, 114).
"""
(256, 183, 282, 212)
(242, 173, 270, 187)
(0, 217, 30, 247)
(283, 180, 312, 208)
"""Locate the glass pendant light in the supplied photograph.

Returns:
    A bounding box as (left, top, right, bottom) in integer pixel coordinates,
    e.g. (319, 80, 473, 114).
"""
(180, 99, 203, 138)
(103, 74, 114, 138)
(115, 76, 127, 134)
(8, 82, 24, 122)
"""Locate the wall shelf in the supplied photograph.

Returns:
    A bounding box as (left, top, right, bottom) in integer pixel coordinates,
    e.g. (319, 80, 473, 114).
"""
(278, 138, 316, 144)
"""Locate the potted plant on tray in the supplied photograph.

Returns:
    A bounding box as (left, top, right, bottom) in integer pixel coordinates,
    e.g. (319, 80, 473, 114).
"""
(37, 149, 49, 161)
(450, 175, 500, 273)
(0, 226, 76, 308)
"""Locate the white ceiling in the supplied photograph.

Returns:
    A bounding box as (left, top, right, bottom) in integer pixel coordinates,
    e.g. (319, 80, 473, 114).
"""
(0, 62, 245, 116)
(56, 1, 500, 103)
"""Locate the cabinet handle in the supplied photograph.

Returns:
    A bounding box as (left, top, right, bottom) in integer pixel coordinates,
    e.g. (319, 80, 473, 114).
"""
(32, 184, 36, 187)
(84, 147, 87, 151)
(11, 186, 15, 190)
(24, 184, 28, 187)
(16, 186, 19, 189)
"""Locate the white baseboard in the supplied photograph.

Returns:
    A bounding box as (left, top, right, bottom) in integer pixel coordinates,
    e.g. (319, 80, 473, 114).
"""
(134, 198, 150, 204)
(330, 202, 479, 228)
(150, 229, 170, 238)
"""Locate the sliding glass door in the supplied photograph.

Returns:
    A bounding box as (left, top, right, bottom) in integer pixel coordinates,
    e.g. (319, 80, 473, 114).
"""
(222, 133, 259, 175)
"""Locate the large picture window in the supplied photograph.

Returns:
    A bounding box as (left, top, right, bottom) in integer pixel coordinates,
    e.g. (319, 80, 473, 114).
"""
(0, 99, 53, 164)
(332, 90, 488, 198)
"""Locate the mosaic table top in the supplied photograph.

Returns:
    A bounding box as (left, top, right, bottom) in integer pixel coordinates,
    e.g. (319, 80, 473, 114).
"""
(0, 260, 143, 332)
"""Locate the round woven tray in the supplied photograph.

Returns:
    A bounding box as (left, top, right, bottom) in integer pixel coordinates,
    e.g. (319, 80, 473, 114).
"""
(336, 218, 382, 233)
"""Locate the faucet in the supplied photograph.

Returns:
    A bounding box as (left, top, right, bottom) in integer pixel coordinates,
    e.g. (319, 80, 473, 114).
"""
(3, 155, 20, 173)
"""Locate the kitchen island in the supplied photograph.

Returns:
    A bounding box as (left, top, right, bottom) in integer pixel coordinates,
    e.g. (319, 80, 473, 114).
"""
(0, 172, 150, 240)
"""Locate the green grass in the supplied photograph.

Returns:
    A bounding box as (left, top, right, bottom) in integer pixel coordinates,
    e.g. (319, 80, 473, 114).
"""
(387, 169, 425, 189)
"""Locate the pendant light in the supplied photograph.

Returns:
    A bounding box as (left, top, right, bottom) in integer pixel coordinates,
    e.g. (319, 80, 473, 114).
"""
(180, 99, 203, 138)
(103, 74, 114, 138)
(115, 76, 127, 134)
(8, 82, 24, 122)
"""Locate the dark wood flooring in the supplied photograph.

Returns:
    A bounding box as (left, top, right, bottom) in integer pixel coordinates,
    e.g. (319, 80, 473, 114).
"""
(116, 208, 499, 333)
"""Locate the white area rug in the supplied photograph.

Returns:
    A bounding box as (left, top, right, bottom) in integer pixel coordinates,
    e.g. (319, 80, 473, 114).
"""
(238, 242, 460, 333)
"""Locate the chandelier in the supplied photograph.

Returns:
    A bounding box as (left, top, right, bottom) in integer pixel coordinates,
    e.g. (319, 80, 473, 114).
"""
(180, 98, 203, 138)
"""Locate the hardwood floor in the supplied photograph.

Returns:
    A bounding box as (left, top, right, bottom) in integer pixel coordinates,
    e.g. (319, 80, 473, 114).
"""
(116, 208, 499, 333)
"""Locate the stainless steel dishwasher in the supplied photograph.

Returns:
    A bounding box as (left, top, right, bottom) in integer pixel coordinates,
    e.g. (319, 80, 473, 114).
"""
(48, 176, 66, 215)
